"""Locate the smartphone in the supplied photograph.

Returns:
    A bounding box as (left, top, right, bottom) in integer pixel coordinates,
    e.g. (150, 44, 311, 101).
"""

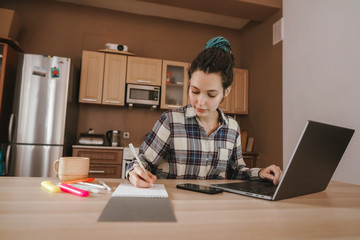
(176, 183, 223, 194)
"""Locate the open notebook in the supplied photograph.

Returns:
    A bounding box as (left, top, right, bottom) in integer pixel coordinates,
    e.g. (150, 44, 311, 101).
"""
(98, 183, 176, 222)
(112, 183, 168, 198)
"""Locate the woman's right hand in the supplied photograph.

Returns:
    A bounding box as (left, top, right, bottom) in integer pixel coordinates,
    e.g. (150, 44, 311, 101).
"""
(128, 166, 157, 188)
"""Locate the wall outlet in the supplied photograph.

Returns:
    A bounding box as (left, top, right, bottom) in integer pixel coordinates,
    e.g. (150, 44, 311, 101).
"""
(123, 132, 130, 138)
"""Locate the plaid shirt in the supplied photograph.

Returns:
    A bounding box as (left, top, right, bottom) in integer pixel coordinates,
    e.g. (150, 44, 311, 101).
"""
(127, 105, 260, 180)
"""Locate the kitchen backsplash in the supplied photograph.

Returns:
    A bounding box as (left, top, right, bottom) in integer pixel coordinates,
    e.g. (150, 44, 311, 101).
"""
(77, 103, 164, 147)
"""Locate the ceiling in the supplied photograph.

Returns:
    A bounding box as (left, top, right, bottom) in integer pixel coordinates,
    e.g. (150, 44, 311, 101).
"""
(54, 0, 282, 30)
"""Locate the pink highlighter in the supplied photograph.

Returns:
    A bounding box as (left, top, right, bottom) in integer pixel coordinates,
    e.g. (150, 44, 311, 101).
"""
(59, 183, 89, 197)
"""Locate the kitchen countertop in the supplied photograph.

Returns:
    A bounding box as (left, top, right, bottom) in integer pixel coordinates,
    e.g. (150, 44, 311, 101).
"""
(72, 145, 124, 150)
(0, 177, 360, 240)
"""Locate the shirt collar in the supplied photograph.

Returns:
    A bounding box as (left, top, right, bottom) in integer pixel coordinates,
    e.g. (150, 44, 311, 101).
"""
(184, 104, 197, 119)
(218, 108, 229, 125)
(184, 104, 229, 125)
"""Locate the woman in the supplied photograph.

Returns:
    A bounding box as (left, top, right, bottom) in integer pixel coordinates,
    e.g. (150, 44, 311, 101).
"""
(127, 36, 282, 188)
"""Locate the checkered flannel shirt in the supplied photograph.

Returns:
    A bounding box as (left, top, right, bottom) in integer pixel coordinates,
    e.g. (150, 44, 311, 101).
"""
(127, 104, 260, 180)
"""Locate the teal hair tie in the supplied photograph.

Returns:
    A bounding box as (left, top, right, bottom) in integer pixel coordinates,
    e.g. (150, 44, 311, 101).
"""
(204, 36, 231, 54)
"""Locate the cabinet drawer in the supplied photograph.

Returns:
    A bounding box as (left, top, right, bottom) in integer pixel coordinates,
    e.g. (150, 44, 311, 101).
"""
(89, 164, 122, 178)
(73, 148, 123, 164)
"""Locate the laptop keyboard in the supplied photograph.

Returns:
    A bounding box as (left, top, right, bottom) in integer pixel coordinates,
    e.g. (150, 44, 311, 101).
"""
(241, 181, 277, 196)
(215, 181, 277, 196)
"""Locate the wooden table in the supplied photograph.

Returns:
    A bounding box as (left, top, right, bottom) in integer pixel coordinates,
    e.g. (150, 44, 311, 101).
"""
(0, 177, 359, 240)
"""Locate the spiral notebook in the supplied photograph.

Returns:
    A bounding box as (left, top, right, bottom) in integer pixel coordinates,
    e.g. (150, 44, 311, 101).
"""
(112, 183, 168, 198)
(98, 183, 176, 222)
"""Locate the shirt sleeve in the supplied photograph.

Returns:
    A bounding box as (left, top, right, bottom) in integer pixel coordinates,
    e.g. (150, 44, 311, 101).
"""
(227, 124, 261, 180)
(126, 112, 171, 177)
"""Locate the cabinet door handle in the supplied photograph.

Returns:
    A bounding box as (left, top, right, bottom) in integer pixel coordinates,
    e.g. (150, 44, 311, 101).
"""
(167, 104, 180, 108)
(105, 100, 121, 103)
(82, 98, 97, 102)
(8, 113, 14, 142)
(5, 145, 11, 175)
(136, 80, 151, 83)
(89, 170, 106, 174)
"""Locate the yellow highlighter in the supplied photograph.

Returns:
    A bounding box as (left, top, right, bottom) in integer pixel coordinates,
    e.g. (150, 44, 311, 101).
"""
(41, 181, 61, 193)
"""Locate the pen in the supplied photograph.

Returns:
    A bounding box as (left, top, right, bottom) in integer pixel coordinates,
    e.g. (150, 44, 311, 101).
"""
(129, 143, 153, 186)
(78, 182, 106, 189)
(99, 179, 112, 191)
(71, 184, 101, 193)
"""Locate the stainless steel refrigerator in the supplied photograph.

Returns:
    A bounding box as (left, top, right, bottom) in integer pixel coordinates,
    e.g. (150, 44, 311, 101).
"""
(6, 54, 78, 177)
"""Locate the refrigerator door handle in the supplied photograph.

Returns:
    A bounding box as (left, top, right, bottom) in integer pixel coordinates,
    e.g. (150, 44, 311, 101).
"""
(5, 145, 11, 175)
(8, 113, 14, 142)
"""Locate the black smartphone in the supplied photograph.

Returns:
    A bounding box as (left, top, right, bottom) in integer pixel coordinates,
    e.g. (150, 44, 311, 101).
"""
(176, 183, 223, 194)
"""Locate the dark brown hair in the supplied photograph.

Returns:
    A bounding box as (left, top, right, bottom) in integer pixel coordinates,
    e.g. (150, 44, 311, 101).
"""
(188, 37, 235, 90)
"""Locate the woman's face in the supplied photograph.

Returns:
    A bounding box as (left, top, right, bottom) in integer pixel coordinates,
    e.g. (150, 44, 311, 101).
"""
(188, 70, 228, 119)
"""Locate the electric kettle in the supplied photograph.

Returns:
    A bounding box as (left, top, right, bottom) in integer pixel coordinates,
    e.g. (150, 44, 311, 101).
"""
(106, 130, 120, 147)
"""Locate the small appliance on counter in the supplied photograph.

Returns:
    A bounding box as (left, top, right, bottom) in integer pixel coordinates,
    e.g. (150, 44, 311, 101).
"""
(78, 133, 105, 145)
(78, 129, 105, 145)
(106, 130, 121, 147)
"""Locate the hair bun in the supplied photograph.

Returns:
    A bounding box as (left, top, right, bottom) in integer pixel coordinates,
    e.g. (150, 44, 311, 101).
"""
(204, 36, 232, 54)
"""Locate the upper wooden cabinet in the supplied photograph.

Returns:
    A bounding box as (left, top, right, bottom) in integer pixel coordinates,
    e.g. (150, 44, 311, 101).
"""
(126, 56, 162, 86)
(79, 51, 127, 106)
(102, 54, 127, 105)
(160, 60, 189, 109)
(78, 52, 248, 112)
(79, 51, 104, 104)
(219, 68, 249, 114)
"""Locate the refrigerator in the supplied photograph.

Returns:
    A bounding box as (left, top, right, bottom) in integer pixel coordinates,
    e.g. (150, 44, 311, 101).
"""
(6, 54, 78, 177)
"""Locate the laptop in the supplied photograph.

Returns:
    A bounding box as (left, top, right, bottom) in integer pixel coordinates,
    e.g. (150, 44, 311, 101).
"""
(211, 121, 355, 201)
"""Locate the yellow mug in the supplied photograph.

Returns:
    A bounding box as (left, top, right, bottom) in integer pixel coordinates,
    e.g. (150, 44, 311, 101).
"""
(53, 157, 90, 182)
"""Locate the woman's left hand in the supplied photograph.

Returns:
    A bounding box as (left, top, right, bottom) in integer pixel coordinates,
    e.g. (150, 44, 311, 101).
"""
(259, 165, 283, 185)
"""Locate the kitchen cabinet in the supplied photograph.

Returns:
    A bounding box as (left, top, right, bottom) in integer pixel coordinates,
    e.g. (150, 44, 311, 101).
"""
(0, 43, 18, 143)
(126, 56, 162, 86)
(78, 51, 103, 104)
(243, 152, 258, 168)
(102, 54, 127, 105)
(78, 51, 127, 106)
(219, 68, 249, 114)
(72, 146, 123, 178)
(160, 60, 189, 109)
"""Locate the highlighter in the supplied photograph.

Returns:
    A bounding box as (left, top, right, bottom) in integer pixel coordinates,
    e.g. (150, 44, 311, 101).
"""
(41, 181, 61, 193)
(59, 183, 89, 197)
(61, 178, 95, 184)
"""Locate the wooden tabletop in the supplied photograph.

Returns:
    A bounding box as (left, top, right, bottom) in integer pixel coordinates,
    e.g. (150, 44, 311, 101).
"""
(0, 177, 359, 240)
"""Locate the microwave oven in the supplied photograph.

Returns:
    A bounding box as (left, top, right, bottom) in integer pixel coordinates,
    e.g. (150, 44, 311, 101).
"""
(126, 84, 160, 106)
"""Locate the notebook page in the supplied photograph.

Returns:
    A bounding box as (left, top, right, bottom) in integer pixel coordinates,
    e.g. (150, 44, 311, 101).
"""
(112, 183, 168, 198)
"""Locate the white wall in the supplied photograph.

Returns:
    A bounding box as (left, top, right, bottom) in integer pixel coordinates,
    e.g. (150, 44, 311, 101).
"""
(283, 0, 360, 185)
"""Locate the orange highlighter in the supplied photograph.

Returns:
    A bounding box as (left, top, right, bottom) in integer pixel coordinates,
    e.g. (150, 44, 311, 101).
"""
(61, 178, 95, 184)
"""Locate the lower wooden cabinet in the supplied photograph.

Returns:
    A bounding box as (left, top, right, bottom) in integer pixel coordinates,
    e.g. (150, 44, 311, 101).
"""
(72, 146, 123, 178)
(243, 152, 258, 168)
(88, 164, 122, 178)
